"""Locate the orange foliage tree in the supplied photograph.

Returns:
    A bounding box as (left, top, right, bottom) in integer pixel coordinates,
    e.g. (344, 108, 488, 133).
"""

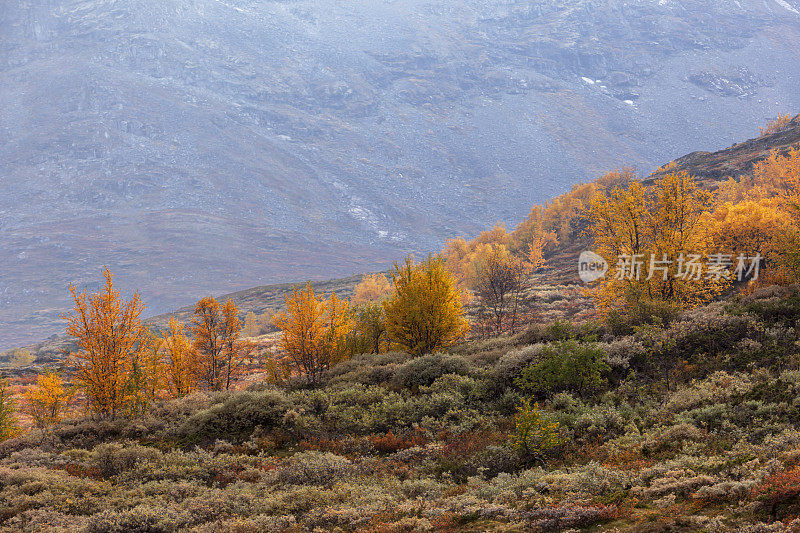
(443, 223, 551, 298)
(65, 268, 149, 418)
(352, 273, 393, 304)
(383, 256, 469, 355)
(272, 283, 354, 383)
(588, 170, 722, 320)
(221, 299, 250, 390)
(190, 296, 247, 390)
(190, 296, 224, 390)
(710, 147, 800, 284)
(161, 317, 198, 398)
(513, 169, 633, 245)
(23, 372, 75, 432)
(759, 113, 793, 137)
(705, 198, 796, 262)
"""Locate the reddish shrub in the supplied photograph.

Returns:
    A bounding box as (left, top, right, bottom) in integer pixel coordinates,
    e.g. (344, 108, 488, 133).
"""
(752, 467, 800, 521)
(369, 428, 427, 454)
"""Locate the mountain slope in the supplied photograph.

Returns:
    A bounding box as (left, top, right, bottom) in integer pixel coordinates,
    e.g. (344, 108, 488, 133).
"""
(648, 113, 800, 183)
(3, 0, 800, 348)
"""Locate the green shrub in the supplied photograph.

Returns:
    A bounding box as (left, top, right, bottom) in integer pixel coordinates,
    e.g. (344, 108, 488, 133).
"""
(326, 351, 410, 386)
(606, 296, 682, 336)
(177, 390, 290, 443)
(572, 405, 626, 443)
(392, 353, 472, 390)
(516, 340, 609, 398)
(489, 343, 548, 396)
(90, 442, 161, 478)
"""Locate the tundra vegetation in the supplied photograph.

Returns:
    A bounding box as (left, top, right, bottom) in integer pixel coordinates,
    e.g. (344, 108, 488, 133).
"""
(2, 118, 800, 531)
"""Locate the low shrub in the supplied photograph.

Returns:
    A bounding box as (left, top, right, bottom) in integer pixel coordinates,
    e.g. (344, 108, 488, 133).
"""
(511, 399, 564, 464)
(277, 451, 355, 486)
(516, 340, 609, 398)
(176, 390, 290, 443)
(392, 353, 473, 390)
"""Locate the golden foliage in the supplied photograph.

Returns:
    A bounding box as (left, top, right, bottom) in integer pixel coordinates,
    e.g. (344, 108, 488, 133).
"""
(442, 222, 550, 302)
(0, 378, 20, 441)
(190, 296, 224, 390)
(714, 148, 800, 284)
(242, 310, 275, 337)
(513, 169, 633, 245)
(65, 268, 148, 418)
(588, 171, 723, 314)
(190, 297, 247, 390)
(23, 373, 75, 431)
(705, 198, 796, 261)
(748, 148, 800, 209)
(161, 318, 198, 398)
(272, 283, 355, 383)
(352, 273, 393, 304)
(383, 256, 469, 355)
(759, 113, 793, 136)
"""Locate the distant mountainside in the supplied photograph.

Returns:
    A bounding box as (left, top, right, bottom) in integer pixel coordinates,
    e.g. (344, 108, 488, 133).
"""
(3, 0, 800, 348)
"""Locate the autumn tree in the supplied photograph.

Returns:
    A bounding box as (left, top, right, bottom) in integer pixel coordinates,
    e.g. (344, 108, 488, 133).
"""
(706, 198, 795, 262)
(743, 147, 800, 207)
(588, 170, 720, 322)
(272, 283, 355, 383)
(383, 256, 469, 355)
(190, 296, 246, 390)
(473, 237, 546, 336)
(161, 318, 198, 398)
(512, 169, 632, 246)
(320, 292, 353, 367)
(242, 310, 275, 337)
(345, 303, 387, 355)
(710, 147, 800, 284)
(759, 113, 793, 136)
(127, 334, 164, 415)
(65, 268, 148, 418)
(23, 372, 75, 433)
(0, 377, 20, 442)
(352, 273, 393, 304)
(442, 223, 515, 294)
(220, 299, 250, 390)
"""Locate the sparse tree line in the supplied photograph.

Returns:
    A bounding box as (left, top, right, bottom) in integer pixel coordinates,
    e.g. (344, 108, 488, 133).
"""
(0, 256, 471, 433)
(2, 115, 798, 440)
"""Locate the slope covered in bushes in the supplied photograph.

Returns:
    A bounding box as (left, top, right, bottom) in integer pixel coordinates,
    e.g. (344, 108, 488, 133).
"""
(2, 286, 800, 531)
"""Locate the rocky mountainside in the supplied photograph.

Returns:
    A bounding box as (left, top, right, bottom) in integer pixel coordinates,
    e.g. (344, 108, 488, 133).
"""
(2, 0, 800, 348)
